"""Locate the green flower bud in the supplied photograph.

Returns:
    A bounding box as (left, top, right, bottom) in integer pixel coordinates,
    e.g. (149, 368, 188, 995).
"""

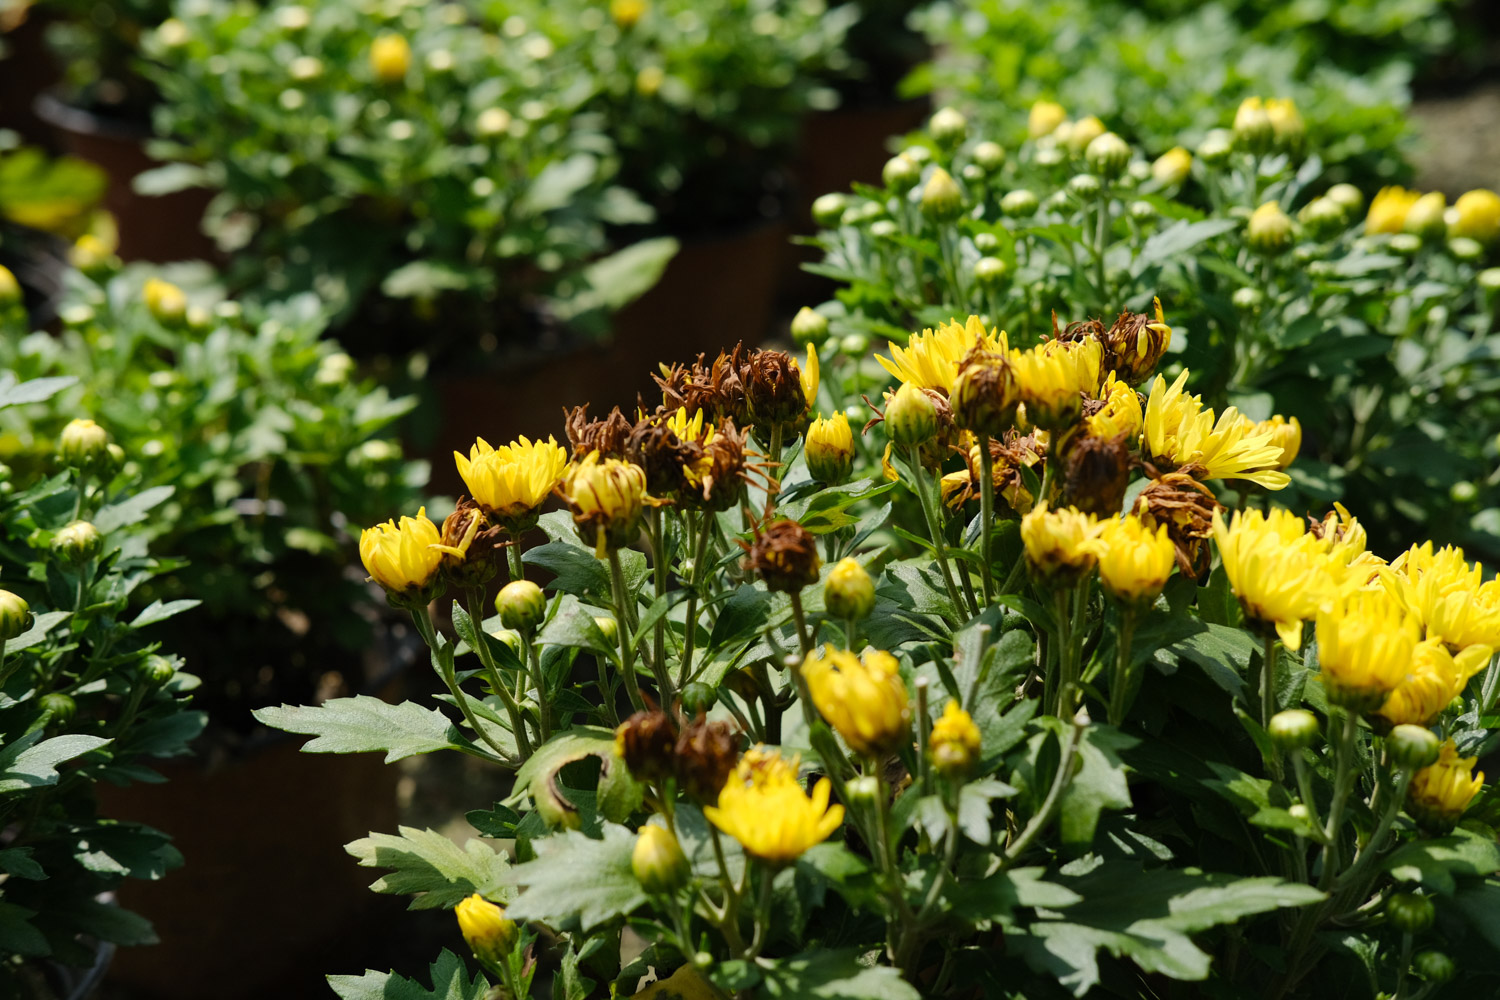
(973, 232, 1000, 253)
(1450, 481, 1478, 504)
(824, 557, 875, 621)
(929, 106, 969, 148)
(1298, 197, 1346, 239)
(1085, 132, 1130, 179)
(0, 264, 21, 307)
(974, 256, 1008, 288)
(1232, 98, 1275, 153)
(1386, 724, 1441, 771)
(1267, 709, 1319, 751)
(1385, 892, 1435, 934)
(680, 681, 716, 716)
(846, 774, 880, 806)
(143, 278, 188, 327)
(901, 145, 932, 165)
(1326, 183, 1364, 214)
(1067, 173, 1101, 197)
(920, 168, 964, 222)
(1288, 803, 1311, 823)
(883, 383, 940, 446)
(496, 580, 545, 632)
(843, 201, 883, 227)
(839, 332, 870, 356)
(1449, 236, 1485, 262)
(632, 824, 690, 894)
(1405, 193, 1448, 241)
(1001, 189, 1039, 217)
(972, 141, 1005, 173)
(868, 219, 898, 239)
(1034, 146, 1065, 169)
(811, 193, 848, 229)
(1390, 233, 1424, 256)
(594, 615, 619, 643)
(52, 521, 103, 564)
(39, 692, 76, 724)
(961, 164, 985, 184)
(1247, 201, 1293, 255)
(0, 590, 33, 640)
(1412, 950, 1455, 985)
(100, 443, 126, 480)
(882, 153, 921, 191)
(1128, 200, 1155, 222)
(1196, 129, 1234, 166)
(1479, 267, 1500, 293)
(58, 419, 111, 471)
(790, 306, 830, 348)
(139, 654, 176, 687)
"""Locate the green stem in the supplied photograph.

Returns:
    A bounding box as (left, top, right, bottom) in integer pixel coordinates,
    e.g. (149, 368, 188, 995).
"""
(411, 606, 516, 764)
(467, 587, 534, 757)
(999, 709, 1087, 871)
(745, 865, 776, 960)
(1106, 608, 1136, 726)
(906, 445, 968, 622)
(608, 549, 647, 714)
(977, 442, 996, 604)
(915, 676, 932, 795)
(507, 539, 525, 584)
(647, 510, 676, 709)
(767, 422, 784, 500)
(678, 512, 713, 687)
(1335, 767, 1414, 896)
(1094, 189, 1110, 308)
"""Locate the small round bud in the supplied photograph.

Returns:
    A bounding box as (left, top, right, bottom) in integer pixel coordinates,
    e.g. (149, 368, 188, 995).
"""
(495, 580, 546, 632)
(1268, 709, 1319, 751)
(920, 168, 964, 222)
(869, 219, 898, 239)
(1478, 267, 1500, 294)
(790, 306, 830, 348)
(883, 383, 940, 446)
(1196, 129, 1234, 166)
(1232, 287, 1265, 312)
(1386, 724, 1441, 771)
(843, 201, 883, 227)
(680, 681, 716, 716)
(1412, 950, 1455, 985)
(901, 145, 932, 165)
(1128, 200, 1155, 222)
(52, 521, 103, 564)
(1390, 233, 1424, 256)
(1288, 803, 1311, 822)
(882, 153, 921, 191)
(840, 332, 870, 356)
(476, 107, 513, 137)
(1001, 189, 1039, 218)
(1404, 192, 1448, 241)
(370, 33, 411, 84)
(632, 825, 690, 894)
(1298, 196, 1346, 240)
(1067, 173, 1101, 197)
(811, 193, 848, 229)
(39, 692, 76, 724)
(143, 278, 187, 327)
(961, 164, 985, 184)
(1027, 100, 1067, 139)
(138, 654, 176, 687)
(1448, 236, 1485, 262)
(1151, 147, 1192, 187)
(0, 264, 21, 308)
(1085, 132, 1130, 179)
(594, 614, 619, 642)
(69, 236, 118, 279)
(0, 590, 33, 640)
(454, 894, 518, 968)
(1385, 892, 1435, 934)
(973, 232, 1000, 253)
(58, 418, 110, 471)
(1034, 146, 1065, 169)
(1065, 115, 1105, 155)
(974, 256, 1008, 288)
(846, 774, 881, 806)
(1247, 201, 1293, 255)
(929, 106, 969, 148)
(1326, 183, 1364, 214)
(972, 141, 1005, 172)
(824, 557, 875, 621)
(1450, 481, 1478, 504)
(1233, 97, 1275, 152)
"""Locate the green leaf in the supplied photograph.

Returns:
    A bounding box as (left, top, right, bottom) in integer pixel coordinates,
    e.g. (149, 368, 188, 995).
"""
(572, 236, 679, 314)
(94, 485, 175, 533)
(1380, 828, 1500, 895)
(345, 827, 513, 910)
(252, 696, 476, 763)
(0, 733, 111, 793)
(1163, 623, 1255, 698)
(6, 610, 70, 653)
(0, 902, 48, 957)
(0, 373, 77, 408)
(945, 866, 1083, 927)
(1059, 725, 1136, 850)
(714, 948, 920, 999)
(506, 823, 647, 932)
(1452, 878, 1500, 952)
(129, 599, 202, 629)
(72, 896, 157, 946)
(525, 542, 611, 599)
(328, 949, 489, 1000)
(0, 847, 43, 880)
(513, 727, 643, 825)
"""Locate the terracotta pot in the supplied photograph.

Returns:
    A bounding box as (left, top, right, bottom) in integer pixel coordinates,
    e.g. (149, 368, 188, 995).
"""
(33, 91, 217, 265)
(424, 218, 788, 496)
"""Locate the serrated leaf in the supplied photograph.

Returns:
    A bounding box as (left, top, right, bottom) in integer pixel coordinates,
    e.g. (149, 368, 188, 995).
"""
(1059, 726, 1136, 850)
(93, 485, 175, 533)
(1380, 828, 1500, 895)
(253, 696, 475, 763)
(328, 949, 489, 1000)
(129, 599, 202, 629)
(7, 610, 71, 653)
(345, 827, 512, 910)
(506, 823, 647, 932)
(717, 947, 920, 999)
(945, 866, 1083, 927)
(0, 733, 111, 794)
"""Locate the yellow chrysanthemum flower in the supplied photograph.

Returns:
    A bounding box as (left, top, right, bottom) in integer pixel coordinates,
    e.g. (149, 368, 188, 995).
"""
(1376, 639, 1492, 728)
(454, 436, 569, 525)
(454, 894, 517, 967)
(704, 748, 844, 867)
(1087, 371, 1143, 440)
(1096, 514, 1175, 606)
(800, 345, 820, 416)
(929, 699, 981, 777)
(359, 506, 444, 595)
(1021, 502, 1104, 584)
(802, 646, 910, 757)
(560, 451, 650, 557)
(1316, 588, 1421, 711)
(1009, 338, 1101, 430)
(876, 316, 1005, 394)
(1407, 740, 1485, 832)
(805, 412, 855, 484)
(1143, 372, 1289, 488)
(666, 406, 715, 446)
(1383, 542, 1500, 650)
(1366, 186, 1421, 235)
(1028, 100, 1067, 139)
(1211, 508, 1332, 650)
(1253, 414, 1301, 470)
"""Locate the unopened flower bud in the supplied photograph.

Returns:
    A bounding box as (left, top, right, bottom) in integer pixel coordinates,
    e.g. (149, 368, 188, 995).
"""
(1034, 146, 1065, 169)
(1196, 129, 1234, 165)
(1151, 147, 1192, 187)
(1298, 197, 1346, 239)
(476, 107, 512, 137)
(1265, 98, 1304, 151)
(882, 153, 921, 191)
(1404, 192, 1447, 241)
(974, 256, 1007, 288)
(143, 278, 187, 327)
(1067, 173, 1101, 197)
(610, 0, 646, 29)
(455, 894, 518, 967)
(58, 418, 110, 470)
(883, 383, 940, 446)
(929, 106, 968, 148)
(1326, 183, 1364, 214)
(1233, 97, 1274, 152)
(0, 590, 32, 640)
(902, 145, 932, 165)
(1028, 100, 1066, 139)
(69, 236, 117, 279)
(680, 681, 715, 716)
(1001, 189, 1039, 217)
(1390, 233, 1424, 255)
(39, 693, 77, 729)
(53, 521, 102, 564)
(973, 232, 1000, 253)
(1268, 709, 1319, 751)
(1128, 200, 1155, 222)
(840, 332, 870, 355)
(846, 774, 880, 806)
(1450, 481, 1478, 504)
(1386, 724, 1441, 771)
(1385, 892, 1435, 934)
(972, 141, 1005, 173)
(1288, 803, 1310, 823)
(139, 654, 175, 686)
(1085, 132, 1130, 179)
(594, 615, 618, 643)
(790, 306, 830, 348)
(495, 579, 545, 632)
(824, 557, 875, 621)
(1413, 950, 1455, 985)
(1449, 236, 1485, 262)
(805, 413, 855, 485)
(1247, 201, 1293, 255)
(961, 164, 984, 184)
(1065, 115, 1105, 155)
(632, 825, 690, 894)
(370, 33, 411, 83)
(929, 700, 981, 778)
(811, 193, 848, 228)
(869, 219, 898, 239)
(920, 168, 964, 222)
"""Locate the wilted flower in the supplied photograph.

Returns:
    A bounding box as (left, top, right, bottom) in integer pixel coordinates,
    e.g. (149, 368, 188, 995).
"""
(802, 646, 910, 756)
(435, 498, 498, 588)
(655, 346, 750, 425)
(704, 748, 844, 867)
(1134, 472, 1221, 578)
(559, 452, 650, 557)
(1096, 514, 1175, 607)
(673, 715, 741, 804)
(1021, 502, 1104, 584)
(627, 411, 702, 497)
(616, 710, 677, 784)
(1085, 300, 1172, 386)
(742, 346, 818, 431)
(741, 519, 821, 592)
(951, 345, 1019, 438)
(1316, 589, 1420, 712)
(454, 436, 568, 530)
(360, 507, 444, 599)
(941, 431, 1044, 515)
(680, 418, 752, 511)
(1059, 432, 1134, 517)
(563, 405, 634, 460)
(1407, 740, 1484, 833)
(1376, 639, 1492, 728)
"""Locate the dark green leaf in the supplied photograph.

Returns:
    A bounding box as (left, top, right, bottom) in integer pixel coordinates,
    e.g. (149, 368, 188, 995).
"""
(328, 949, 490, 1000)
(506, 823, 647, 932)
(345, 826, 513, 910)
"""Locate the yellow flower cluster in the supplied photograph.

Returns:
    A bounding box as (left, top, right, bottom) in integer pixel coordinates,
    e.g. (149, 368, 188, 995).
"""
(1009, 338, 1102, 430)
(1086, 371, 1143, 440)
(1143, 372, 1290, 488)
(1211, 508, 1333, 649)
(876, 316, 1005, 394)
(1316, 589, 1421, 712)
(704, 748, 844, 866)
(802, 646, 910, 756)
(1407, 740, 1485, 832)
(1377, 640, 1492, 728)
(1382, 542, 1500, 650)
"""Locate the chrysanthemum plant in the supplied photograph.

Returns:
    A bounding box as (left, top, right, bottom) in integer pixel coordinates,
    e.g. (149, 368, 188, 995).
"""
(802, 101, 1500, 563)
(262, 269, 1500, 996)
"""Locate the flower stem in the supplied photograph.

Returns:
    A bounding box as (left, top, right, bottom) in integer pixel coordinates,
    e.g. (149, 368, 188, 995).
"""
(999, 708, 1087, 871)
(648, 509, 676, 708)
(1107, 608, 1136, 726)
(678, 511, 714, 687)
(465, 587, 533, 757)
(507, 540, 525, 584)
(789, 591, 814, 655)
(906, 445, 969, 621)
(411, 606, 516, 764)
(977, 442, 997, 605)
(1318, 709, 1361, 888)
(608, 549, 647, 714)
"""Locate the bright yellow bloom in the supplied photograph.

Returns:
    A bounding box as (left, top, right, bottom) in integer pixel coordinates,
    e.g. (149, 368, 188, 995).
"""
(143, 277, 187, 325)
(824, 557, 875, 621)
(1151, 147, 1192, 187)
(704, 748, 844, 866)
(454, 894, 517, 967)
(1265, 98, 1304, 145)
(359, 507, 444, 595)
(1021, 502, 1104, 584)
(1451, 189, 1500, 245)
(1028, 100, 1067, 139)
(929, 699, 981, 777)
(800, 345, 820, 416)
(1377, 640, 1492, 728)
(666, 406, 715, 446)
(1087, 371, 1143, 440)
(1143, 372, 1289, 488)
(1096, 515, 1174, 606)
(1384, 542, 1500, 649)
(876, 316, 1005, 394)
(1212, 508, 1332, 650)
(1407, 740, 1484, 831)
(802, 646, 909, 756)
(1316, 588, 1421, 711)
(560, 451, 650, 557)
(1254, 415, 1301, 470)
(369, 33, 411, 83)
(610, 0, 647, 28)
(454, 436, 568, 525)
(1313, 503, 1385, 592)
(1009, 338, 1101, 430)
(1366, 186, 1420, 235)
(805, 412, 854, 484)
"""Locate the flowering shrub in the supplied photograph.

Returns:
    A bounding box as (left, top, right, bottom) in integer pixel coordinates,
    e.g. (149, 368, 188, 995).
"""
(802, 104, 1500, 561)
(0, 380, 202, 979)
(262, 299, 1499, 996)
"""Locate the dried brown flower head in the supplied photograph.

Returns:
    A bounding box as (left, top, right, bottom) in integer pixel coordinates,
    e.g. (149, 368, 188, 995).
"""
(674, 715, 741, 804)
(626, 411, 701, 498)
(685, 419, 761, 512)
(1057, 303, 1171, 387)
(950, 344, 1019, 438)
(615, 709, 678, 785)
(741, 348, 809, 429)
(941, 431, 1045, 516)
(654, 346, 750, 426)
(1134, 470, 1222, 578)
(563, 405, 634, 460)
(1060, 432, 1135, 517)
(438, 496, 508, 589)
(741, 518, 821, 592)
